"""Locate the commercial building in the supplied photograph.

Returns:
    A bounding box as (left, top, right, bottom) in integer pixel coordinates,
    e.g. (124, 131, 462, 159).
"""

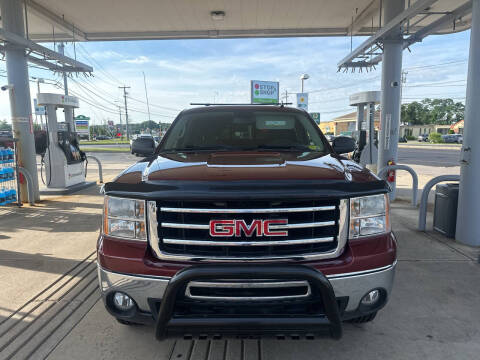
(319, 110, 380, 136)
(399, 120, 464, 138)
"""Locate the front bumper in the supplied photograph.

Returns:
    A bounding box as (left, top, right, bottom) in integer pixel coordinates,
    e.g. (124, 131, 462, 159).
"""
(98, 261, 396, 337)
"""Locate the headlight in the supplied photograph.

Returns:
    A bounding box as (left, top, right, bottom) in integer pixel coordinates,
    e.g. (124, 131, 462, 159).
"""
(103, 196, 146, 240)
(350, 194, 389, 238)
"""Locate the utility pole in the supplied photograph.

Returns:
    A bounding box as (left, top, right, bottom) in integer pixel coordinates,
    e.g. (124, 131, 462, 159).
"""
(33, 77, 45, 129)
(282, 90, 289, 104)
(58, 43, 75, 133)
(119, 86, 131, 140)
(142, 71, 151, 122)
(117, 105, 123, 139)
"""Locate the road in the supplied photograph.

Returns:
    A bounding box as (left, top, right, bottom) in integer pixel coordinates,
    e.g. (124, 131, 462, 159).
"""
(83, 147, 461, 168)
(397, 147, 460, 167)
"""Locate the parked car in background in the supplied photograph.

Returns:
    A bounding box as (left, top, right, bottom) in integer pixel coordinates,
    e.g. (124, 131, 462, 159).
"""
(0, 131, 14, 148)
(96, 135, 112, 141)
(130, 135, 156, 156)
(418, 133, 429, 142)
(442, 134, 463, 144)
(398, 135, 408, 143)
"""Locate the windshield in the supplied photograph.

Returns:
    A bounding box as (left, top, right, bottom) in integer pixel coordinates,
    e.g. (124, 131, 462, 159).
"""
(160, 110, 328, 153)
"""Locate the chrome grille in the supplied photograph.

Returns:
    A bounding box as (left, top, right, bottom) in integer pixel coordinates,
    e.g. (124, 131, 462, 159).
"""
(147, 199, 348, 261)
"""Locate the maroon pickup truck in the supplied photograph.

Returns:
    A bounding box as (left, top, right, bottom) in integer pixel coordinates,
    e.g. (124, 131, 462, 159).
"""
(97, 105, 396, 340)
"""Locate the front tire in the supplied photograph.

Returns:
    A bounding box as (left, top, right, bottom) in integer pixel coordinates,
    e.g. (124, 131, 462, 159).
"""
(348, 312, 377, 323)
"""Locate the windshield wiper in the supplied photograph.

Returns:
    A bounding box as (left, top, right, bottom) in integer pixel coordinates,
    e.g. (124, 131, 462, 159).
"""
(159, 145, 236, 153)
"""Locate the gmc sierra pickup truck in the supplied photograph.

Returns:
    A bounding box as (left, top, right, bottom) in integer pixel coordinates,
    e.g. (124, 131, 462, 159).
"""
(97, 105, 396, 340)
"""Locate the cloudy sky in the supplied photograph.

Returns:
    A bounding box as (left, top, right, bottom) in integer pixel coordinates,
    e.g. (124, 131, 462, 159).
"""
(0, 29, 471, 125)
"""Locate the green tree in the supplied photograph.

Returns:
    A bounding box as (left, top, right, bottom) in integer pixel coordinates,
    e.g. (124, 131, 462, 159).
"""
(401, 98, 464, 125)
(401, 102, 424, 125)
(0, 120, 12, 131)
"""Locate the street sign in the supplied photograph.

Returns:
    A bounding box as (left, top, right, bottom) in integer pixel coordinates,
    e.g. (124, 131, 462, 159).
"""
(297, 93, 308, 111)
(74, 115, 90, 136)
(310, 112, 320, 124)
(75, 115, 90, 120)
(34, 99, 46, 115)
(251, 80, 279, 104)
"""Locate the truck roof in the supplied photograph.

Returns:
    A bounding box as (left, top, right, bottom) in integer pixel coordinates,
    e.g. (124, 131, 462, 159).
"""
(181, 105, 307, 116)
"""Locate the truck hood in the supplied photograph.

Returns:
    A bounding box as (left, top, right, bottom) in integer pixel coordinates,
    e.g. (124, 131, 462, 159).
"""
(121, 151, 377, 183)
(105, 151, 388, 200)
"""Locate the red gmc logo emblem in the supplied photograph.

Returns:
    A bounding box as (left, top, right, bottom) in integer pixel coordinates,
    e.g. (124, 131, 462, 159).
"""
(209, 219, 288, 237)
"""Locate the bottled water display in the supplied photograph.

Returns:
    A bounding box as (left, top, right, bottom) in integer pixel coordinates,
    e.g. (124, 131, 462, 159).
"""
(0, 147, 17, 205)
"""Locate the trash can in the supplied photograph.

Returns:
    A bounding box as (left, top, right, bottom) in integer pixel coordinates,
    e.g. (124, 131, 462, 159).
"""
(433, 183, 459, 238)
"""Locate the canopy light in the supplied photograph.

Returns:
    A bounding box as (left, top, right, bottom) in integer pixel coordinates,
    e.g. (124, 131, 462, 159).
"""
(211, 11, 225, 21)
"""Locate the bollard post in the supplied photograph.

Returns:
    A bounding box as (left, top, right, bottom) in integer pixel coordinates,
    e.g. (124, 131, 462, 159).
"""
(378, 164, 418, 206)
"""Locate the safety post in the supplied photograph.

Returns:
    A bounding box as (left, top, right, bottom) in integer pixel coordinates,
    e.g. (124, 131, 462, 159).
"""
(377, 164, 418, 206)
(86, 156, 104, 183)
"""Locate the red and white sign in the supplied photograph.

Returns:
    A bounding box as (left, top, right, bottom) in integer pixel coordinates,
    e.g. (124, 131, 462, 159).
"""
(209, 219, 288, 237)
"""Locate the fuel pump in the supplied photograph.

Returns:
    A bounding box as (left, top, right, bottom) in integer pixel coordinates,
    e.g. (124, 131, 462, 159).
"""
(349, 91, 381, 173)
(37, 93, 94, 194)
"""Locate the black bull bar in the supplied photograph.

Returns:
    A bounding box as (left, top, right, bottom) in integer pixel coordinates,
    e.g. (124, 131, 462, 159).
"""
(155, 265, 343, 340)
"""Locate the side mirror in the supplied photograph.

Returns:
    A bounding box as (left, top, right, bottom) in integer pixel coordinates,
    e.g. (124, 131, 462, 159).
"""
(332, 136, 356, 154)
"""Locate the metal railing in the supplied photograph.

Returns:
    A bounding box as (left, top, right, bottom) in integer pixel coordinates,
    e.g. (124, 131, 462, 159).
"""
(18, 167, 35, 205)
(417, 175, 460, 231)
(86, 156, 103, 183)
(378, 164, 418, 206)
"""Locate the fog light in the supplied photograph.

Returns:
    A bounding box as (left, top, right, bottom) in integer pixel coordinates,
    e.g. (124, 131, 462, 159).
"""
(113, 292, 134, 311)
(361, 289, 380, 306)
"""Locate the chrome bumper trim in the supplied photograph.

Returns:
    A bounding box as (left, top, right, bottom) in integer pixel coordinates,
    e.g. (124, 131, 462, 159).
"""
(185, 280, 311, 301)
(98, 261, 396, 313)
(326, 260, 397, 279)
(98, 265, 170, 312)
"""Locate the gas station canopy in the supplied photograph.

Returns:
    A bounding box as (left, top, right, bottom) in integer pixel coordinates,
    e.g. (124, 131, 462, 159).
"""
(11, 0, 472, 42)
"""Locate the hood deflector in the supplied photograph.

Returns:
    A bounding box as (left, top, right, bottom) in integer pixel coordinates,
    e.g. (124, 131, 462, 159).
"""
(103, 179, 390, 201)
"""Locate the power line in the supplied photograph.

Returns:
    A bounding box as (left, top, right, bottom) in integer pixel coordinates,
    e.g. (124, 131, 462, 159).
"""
(126, 96, 180, 112)
(305, 76, 382, 94)
(68, 76, 174, 119)
(320, 108, 353, 114)
(75, 43, 123, 86)
(403, 59, 468, 71)
(403, 96, 466, 100)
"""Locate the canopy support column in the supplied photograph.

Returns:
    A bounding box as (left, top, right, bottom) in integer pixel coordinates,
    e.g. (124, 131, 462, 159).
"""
(456, 0, 480, 246)
(1, 0, 40, 201)
(378, 0, 404, 200)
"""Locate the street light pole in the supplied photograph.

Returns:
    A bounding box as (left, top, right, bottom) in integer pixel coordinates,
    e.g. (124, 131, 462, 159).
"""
(34, 77, 45, 129)
(119, 86, 131, 140)
(300, 73, 310, 93)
